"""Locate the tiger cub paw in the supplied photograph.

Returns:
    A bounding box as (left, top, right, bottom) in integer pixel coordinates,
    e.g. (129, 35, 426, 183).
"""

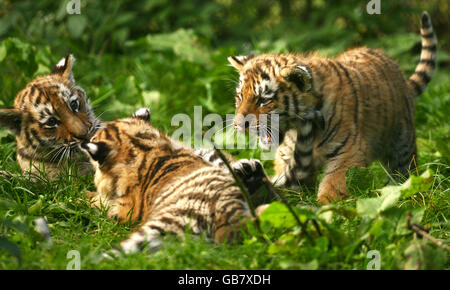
(131, 108, 151, 122)
(317, 184, 349, 204)
(231, 159, 267, 195)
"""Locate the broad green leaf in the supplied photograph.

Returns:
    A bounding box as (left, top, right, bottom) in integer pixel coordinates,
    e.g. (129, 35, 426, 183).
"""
(381, 207, 425, 235)
(356, 190, 401, 219)
(259, 202, 308, 230)
(379, 169, 434, 198)
(356, 197, 382, 219)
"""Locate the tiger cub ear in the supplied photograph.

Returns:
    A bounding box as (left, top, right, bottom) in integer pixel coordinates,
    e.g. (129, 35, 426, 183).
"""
(227, 56, 252, 71)
(131, 108, 151, 122)
(283, 65, 313, 92)
(0, 107, 23, 135)
(81, 142, 111, 164)
(52, 55, 75, 83)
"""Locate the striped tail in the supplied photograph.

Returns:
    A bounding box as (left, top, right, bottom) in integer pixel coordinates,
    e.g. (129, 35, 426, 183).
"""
(408, 11, 438, 97)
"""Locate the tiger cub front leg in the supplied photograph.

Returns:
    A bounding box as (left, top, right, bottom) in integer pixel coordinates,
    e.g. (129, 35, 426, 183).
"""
(274, 119, 317, 189)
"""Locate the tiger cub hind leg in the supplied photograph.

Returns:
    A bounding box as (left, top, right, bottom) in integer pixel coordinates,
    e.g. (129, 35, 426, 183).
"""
(385, 126, 418, 182)
(317, 147, 370, 204)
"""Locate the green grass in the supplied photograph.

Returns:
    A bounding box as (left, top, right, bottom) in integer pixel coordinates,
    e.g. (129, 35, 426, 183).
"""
(0, 28, 449, 269)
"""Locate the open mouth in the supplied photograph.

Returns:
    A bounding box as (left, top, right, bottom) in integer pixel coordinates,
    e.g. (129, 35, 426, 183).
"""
(258, 126, 275, 150)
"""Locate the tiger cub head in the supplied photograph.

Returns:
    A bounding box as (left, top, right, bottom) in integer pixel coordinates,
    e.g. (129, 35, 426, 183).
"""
(228, 54, 319, 147)
(0, 55, 100, 177)
(80, 108, 158, 175)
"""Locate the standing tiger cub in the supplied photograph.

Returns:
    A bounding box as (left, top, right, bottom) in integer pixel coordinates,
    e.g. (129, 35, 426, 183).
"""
(81, 108, 268, 254)
(0, 55, 100, 178)
(228, 12, 437, 204)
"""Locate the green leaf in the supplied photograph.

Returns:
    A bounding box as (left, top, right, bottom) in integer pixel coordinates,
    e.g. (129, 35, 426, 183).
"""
(381, 207, 425, 235)
(259, 202, 308, 230)
(379, 169, 434, 199)
(356, 190, 401, 219)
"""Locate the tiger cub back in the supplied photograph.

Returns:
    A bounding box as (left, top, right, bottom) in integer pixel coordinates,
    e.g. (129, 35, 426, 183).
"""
(81, 109, 257, 254)
(0, 55, 101, 179)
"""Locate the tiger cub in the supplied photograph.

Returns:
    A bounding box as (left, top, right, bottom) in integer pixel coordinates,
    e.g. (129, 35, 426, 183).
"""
(0, 55, 101, 179)
(227, 12, 437, 204)
(81, 108, 268, 254)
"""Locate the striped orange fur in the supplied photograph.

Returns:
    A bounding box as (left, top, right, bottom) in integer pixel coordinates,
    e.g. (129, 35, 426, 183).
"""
(0, 55, 101, 178)
(81, 108, 268, 254)
(228, 12, 437, 204)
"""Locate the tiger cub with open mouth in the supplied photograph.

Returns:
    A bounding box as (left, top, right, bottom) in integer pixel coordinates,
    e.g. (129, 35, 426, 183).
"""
(228, 12, 437, 203)
(81, 108, 270, 254)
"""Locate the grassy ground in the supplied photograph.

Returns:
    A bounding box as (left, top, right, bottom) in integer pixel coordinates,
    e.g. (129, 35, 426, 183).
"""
(0, 29, 449, 270)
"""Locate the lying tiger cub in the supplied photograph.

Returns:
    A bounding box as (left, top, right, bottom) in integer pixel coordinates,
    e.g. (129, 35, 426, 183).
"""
(80, 108, 270, 254)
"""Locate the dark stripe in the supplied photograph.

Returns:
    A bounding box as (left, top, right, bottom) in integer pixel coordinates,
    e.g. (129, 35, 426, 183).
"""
(261, 72, 270, 80)
(419, 59, 436, 69)
(327, 61, 343, 83)
(30, 128, 45, 146)
(409, 79, 423, 95)
(294, 154, 310, 170)
(159, 217, 185, 232)
(231, 56, 243, 66)
(292, 93, 299, 116)
(323, 100, 336, 134)
(130, 137, 153, 152)
(151, 161, 186, 187)
(422, 44, 437, 53)
(421, 13, 430, 28)
(144, 224, 166, 235)
(295, 148, 312, 157)
(318, 119, 341, 147)
(272, 91, 278, 102)
(137, 155, 148, 180)
(137, 158, 162, 220)
(24, 128, 35, 147)
(326, 133, 350, 159)
(421, 31, 434, 39)
(297, 132, 313, 143)
(415, 71, 431, 84)
(103, 127, 112, 140)
(108, 124, 122, 144)
(283, 95, 289, 111)
(222, 206, 246, 226)
(335, 62, 359, 126)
